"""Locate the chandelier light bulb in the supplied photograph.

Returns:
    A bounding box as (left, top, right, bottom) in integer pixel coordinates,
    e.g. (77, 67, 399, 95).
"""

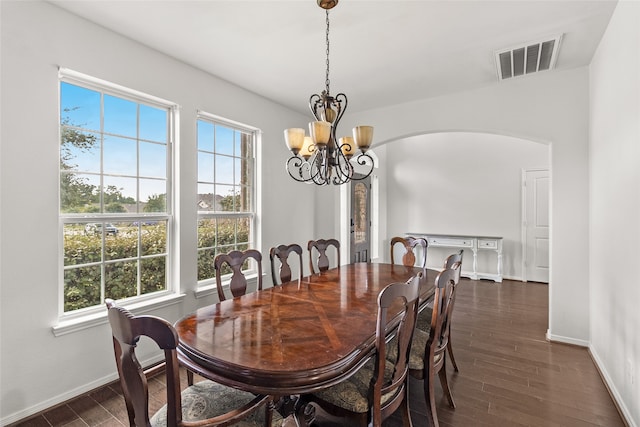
(322, 106, 337, 123)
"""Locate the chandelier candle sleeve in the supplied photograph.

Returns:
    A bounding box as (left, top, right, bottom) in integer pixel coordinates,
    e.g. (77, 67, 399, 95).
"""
(284, 128, 305, 155)
(353, 126, 373, 152)
(310, 121, 331, 148)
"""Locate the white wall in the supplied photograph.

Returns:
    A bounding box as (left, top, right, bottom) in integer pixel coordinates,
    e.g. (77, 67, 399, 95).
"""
(343, 67, 591, 346)
(0, 1, 316, 423)
(589, 1, 640, 425)
(384, 132, 549, 279)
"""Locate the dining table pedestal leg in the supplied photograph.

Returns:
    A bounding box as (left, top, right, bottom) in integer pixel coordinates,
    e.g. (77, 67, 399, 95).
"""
(276, 395, 316, 427)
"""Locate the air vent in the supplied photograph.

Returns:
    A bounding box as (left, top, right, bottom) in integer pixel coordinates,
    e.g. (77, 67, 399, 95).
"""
(495, 35, 562, 81)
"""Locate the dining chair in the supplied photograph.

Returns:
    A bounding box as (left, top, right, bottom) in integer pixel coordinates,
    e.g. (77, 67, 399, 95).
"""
(215, 249, 263, 302)
(105, 299, 279, 427)
(307, 238, 341, 274)
(269, 243, 303, 285)
(300, 273, 422, 427)
(393, 266, 458, 427)
(390, 236, 428, 268)
(416, 250, 463, 372)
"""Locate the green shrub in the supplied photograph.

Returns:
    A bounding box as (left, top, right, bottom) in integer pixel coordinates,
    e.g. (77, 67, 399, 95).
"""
(197, 219, 250, 281)
(63, 220, 250, 311)
(63, 224, 168, 312)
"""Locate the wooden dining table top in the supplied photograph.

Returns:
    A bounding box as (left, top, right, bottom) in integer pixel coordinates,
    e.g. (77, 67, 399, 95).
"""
(175, 262, 437, 395)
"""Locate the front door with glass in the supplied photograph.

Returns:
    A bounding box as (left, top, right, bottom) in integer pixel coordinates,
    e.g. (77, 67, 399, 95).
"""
(350, 174, 371, 263)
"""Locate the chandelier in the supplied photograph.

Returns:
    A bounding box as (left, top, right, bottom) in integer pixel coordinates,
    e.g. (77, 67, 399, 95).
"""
(284, 0, 374, 186)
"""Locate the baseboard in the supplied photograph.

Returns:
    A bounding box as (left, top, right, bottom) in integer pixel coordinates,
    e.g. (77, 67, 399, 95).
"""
(546, 329, 589, 347)
(1, 354, 164, 426)
(502, 274, 523, 282)
(546, 331, 636, 426)
(589, 346, 637, 427)
(0, 372, 118, 426)
(431, 268, 523, 283)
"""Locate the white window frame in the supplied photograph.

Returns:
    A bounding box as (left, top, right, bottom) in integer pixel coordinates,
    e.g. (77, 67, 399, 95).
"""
(55, 69, 179, 332)
(195, 111, 261, 296)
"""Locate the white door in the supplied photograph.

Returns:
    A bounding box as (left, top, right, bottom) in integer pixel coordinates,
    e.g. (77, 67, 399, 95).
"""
(523, 169, 550, 283)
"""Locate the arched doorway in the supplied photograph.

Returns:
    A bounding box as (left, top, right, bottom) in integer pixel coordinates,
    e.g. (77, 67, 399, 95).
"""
(341, 131, 550, 282)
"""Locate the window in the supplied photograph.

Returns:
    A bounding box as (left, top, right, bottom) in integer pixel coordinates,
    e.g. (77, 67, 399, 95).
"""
(196, 113, 257, 284)
(59, 69, 176, 316)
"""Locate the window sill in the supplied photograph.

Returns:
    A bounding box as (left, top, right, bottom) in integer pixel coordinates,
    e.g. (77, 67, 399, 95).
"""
(52, 293, 186, 337)
(195, 283, 219, 299)
(195, 273, 264, 300)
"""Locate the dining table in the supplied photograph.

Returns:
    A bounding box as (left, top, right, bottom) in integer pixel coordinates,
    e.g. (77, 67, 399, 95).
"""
(175, 262, 437, 426)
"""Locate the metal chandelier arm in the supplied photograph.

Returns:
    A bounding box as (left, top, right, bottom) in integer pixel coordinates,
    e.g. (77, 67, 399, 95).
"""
(309, 94, 323, 121)
(284, 150, 374, 186)
(351, 152, 375, 180)
(286, 156, 311, 183)
(333, 93, 347, 126)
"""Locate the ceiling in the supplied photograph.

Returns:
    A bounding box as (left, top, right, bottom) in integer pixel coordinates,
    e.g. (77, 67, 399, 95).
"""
(49, 0, 617, 115)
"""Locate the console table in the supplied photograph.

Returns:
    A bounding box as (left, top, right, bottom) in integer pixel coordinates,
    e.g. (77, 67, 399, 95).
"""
(407, 233, 503, 282)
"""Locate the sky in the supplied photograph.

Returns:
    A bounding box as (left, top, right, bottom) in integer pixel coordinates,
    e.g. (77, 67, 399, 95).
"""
(61, 81, 248, 206)
(61, 81, 169, 203)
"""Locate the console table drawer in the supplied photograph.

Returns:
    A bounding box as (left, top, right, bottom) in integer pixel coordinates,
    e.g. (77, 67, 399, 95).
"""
(478, 239, 498, 249)
(427, 237, 473, 248)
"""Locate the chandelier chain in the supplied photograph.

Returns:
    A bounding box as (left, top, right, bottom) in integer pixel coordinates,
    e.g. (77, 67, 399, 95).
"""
(325, 9, 330, 95)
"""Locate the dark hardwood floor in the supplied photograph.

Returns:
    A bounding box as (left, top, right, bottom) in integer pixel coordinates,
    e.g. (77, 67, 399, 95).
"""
(10, 278, 626, 427)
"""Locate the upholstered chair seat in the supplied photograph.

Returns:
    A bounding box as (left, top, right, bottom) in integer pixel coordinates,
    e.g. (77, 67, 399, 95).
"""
(387, 329, 445, 371)
(416, 307, 433, 332)
(150, 381, 282, 427)
(309, 359, 398, 414)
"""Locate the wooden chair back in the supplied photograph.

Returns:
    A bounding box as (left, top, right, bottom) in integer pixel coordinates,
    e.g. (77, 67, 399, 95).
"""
(428, 266, 458, 365)
(269, 243, 303, 285)
(106, 299, 184, 426)
(215, 249, 263, 301)
(371, 273, 421, 425)
(444, 249, 464, 283)
(441, 252, 463, 374)
(390, 236, 428, 268)
(307, 239, 340, 274)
